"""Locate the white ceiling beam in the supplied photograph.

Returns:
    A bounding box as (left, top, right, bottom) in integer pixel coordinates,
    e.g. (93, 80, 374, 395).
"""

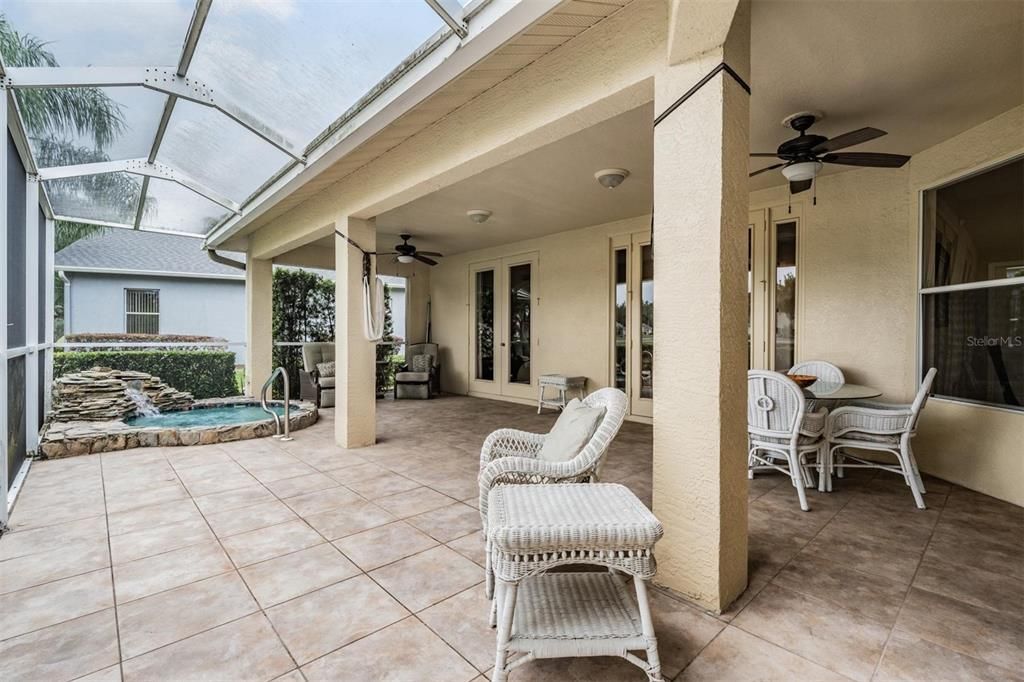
(4, 66, 303, 162)
(178, 0, 212, 77)
(38, 158, 241, 214)
(425, 0, 469, 39)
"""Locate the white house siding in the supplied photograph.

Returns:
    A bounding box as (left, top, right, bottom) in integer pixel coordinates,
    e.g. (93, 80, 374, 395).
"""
(65, 273, 246, 362)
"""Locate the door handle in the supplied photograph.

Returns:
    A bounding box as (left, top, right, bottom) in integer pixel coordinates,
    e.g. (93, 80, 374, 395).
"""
(500, 342, 506, 347)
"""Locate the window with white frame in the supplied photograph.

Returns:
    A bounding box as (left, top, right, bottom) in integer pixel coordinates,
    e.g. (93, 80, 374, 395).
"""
(920, 157, 1023, 410)
(125, 289, 160, 335)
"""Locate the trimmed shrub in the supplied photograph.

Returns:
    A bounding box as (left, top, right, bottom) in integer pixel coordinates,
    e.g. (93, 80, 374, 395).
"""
(53, 350, 239, 399)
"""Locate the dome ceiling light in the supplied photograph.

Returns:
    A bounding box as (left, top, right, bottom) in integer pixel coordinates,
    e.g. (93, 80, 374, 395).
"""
(594, 168, 630, 189)
(467, 209, 492, 224)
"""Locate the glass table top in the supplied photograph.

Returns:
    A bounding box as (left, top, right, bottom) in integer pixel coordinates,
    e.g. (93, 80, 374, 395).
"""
(803, 382, 882, 400)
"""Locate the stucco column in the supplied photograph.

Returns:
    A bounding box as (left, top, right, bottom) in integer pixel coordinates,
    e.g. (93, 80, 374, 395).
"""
(335, 217, 377, 448)
(652, 1, 750, 612)
(244, 254, 274, 397)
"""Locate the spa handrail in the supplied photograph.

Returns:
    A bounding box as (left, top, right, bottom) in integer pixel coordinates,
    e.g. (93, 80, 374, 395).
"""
(260, 367, 292, 441)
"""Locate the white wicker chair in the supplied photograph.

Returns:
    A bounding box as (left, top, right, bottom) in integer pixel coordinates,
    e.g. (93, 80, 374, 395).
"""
(478, 387, 628, 610)
(747, 370, 827, 511)
(826, 368, 937, 509)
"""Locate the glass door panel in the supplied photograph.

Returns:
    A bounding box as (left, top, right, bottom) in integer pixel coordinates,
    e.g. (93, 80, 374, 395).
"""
(613, 248, 628, 391)
(749, 206, 799, 371)
(629, 235, 653, 418)
(469, 261, 501, 396)
(639, 244, 654, 400)
(475, 270, 495, 381)
(508, 264, 532, 385)
(772, 221, 798, 371)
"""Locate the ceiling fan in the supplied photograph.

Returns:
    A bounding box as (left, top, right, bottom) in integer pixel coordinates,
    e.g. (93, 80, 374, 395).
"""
(750, 112, 911, 194)
(383, 234, 443, 266)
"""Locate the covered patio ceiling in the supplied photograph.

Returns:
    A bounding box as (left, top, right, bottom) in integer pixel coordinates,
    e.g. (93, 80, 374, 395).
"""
(0, 0, 529, 236)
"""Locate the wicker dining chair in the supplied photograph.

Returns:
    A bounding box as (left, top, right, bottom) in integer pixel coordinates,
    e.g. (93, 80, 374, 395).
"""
(826, 368, 937, 509)
(747, 370, 828, 511)
(478, 387, 628, 606)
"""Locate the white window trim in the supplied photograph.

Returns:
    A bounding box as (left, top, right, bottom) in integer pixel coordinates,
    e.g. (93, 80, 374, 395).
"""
(916, 153, 1024, 413)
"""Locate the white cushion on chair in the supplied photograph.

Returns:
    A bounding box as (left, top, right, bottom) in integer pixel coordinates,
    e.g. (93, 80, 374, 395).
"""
(538, 399, 605, 463)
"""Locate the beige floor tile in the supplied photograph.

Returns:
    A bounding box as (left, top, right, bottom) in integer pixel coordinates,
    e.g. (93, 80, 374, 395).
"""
(205, 499, 299, 538)
(0, 609, 119, 682)
(117, 571, 258, 658)
(407, 502, 481, 542)
(345, 471, 421, 499)
(180, 471, 260, 498)
(6, 499, 107, 532)
(121, 613, 294, 682)
(109, 516, 216, 565)
(800, 525, 923, 585)
(0, 569, 114, 641)
(113, 540, 234, 603)
(271, 670, 304, 682)
(370, 545, 484, 613)
(418, 584, 497, 671)
(266, 575, 409, 664)
(333, 521, 438, 572)
(192, 484, 277, 515)
(303, 499, 396, 540)
(105, 481, 189, 514)
(913, 554, 1024, 616)
(246, 462, 319, 484)
(771, 553, 908, 625)
(240, 543, 360, 608)
(875, 629, 1024, 682)
(264, 472, 341, 499)
(924, 527, 1024, 582)
(220, 519, 324, 567)
(895, 586, 1024, 671)
(106, 498, 202, 537)
(302, 617, 477, 682)
(0, 538, 109, 595)
(733, 583, 890, 681)
(0, 516, 107, 562)
(375, 486, 457, 518)
(646, 589, 727, 678)
(323, 461, 387, 484)
(282, 485, 362, 517)
(447, 530, 487, 567)
(297, 450, 368, 472)
(677, 626, 848, 681)
(76, 664, 122, 682)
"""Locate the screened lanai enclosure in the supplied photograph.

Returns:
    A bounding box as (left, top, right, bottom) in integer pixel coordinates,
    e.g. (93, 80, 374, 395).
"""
(0, 0, 518, 520)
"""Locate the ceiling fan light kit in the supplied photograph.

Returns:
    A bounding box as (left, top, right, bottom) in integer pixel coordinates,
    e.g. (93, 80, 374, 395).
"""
(750, 112, 911, 200)
(595, 168, 630, 189)
(386, 234, 444, 267)
(467, 209, 492, 224)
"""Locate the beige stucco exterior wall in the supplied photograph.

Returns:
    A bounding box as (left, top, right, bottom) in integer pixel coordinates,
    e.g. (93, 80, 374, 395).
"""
(750, 105, 1024, 505)
(430, 215, 649, 400)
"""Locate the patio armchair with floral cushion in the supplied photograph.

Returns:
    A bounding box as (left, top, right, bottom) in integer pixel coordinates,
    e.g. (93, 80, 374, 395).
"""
(478, 387, 628, 613)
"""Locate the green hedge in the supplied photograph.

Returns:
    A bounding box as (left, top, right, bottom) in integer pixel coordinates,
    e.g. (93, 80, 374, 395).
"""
(53, 350, 239, 400)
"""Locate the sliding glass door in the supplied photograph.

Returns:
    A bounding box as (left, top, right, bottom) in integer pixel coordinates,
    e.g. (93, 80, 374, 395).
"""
(610, 232, 654, 418)
(749, 205, 800, 370)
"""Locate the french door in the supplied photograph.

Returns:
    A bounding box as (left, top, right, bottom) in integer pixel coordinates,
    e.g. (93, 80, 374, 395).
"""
(469, 253, 539, 400)
(749, 205, 800, 370)
(610, 232, 654, 418)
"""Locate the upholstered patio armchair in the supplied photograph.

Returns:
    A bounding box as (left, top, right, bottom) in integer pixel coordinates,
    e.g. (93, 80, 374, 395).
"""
(299, 342, 335, 408)
(394, 342, 440, 399)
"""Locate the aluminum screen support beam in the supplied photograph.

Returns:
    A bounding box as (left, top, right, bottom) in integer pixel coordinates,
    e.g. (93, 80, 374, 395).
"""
(425, 0, 469, 39)
(37, 158, 242, 214)
(4, 66, 303, 162)
(178, 0, 212, 77)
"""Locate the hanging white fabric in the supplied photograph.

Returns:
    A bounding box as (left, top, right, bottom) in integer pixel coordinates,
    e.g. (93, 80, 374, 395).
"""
(363, 273, 385, 341)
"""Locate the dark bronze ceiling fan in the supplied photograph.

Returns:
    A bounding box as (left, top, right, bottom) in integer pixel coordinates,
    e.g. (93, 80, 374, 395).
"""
(381, 234, 443, 266)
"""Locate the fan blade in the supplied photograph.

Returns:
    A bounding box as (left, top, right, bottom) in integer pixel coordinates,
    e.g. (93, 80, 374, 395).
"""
(749, 152, 780, 157)
(414, 254, 438, 266)
(811, 127, 886, 153)
(822, 152, 910, 168)
(417, 251, 443, 257)
(749, 163, 785, 177)
(790, 179, 812, 194)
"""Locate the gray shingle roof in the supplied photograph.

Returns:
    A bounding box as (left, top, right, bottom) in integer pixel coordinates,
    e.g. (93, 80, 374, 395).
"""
(55, 229, 244, 278)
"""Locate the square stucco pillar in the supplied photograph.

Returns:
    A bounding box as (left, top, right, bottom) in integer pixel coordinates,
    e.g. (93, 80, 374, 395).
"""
(652, 1, 751, 612)
(335, 217, 377, 448)
(244, 254, 273, 397)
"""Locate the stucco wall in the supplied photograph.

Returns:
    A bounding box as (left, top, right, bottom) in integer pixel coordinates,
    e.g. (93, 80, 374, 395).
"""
(65, 273, 247, 361)
(430, 215, 649, 400)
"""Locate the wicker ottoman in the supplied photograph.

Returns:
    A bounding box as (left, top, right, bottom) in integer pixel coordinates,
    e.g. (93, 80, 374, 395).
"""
(537, 374, 587, 413)
(486, 483, 664, 681)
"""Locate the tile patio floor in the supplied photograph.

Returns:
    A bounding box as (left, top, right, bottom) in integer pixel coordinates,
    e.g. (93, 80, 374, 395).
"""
(1, 395, 1021, 681)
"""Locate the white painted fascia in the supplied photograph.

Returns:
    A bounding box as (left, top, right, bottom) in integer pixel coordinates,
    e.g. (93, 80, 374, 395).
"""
(55, 266, 246, 281)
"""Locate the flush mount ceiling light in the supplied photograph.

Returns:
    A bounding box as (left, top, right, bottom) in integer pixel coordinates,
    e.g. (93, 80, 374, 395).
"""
(781, 161, 823, 182)
(467, 209, 492, 224)
(397, 255, 415, 263)
(595, 168, 630, 189)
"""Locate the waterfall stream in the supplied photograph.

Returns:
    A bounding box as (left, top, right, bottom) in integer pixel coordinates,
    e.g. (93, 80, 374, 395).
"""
(126, 381, 160, 417)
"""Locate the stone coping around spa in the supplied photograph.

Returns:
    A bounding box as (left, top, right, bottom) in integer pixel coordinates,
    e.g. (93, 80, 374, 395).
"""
(38, 397, 318, 459)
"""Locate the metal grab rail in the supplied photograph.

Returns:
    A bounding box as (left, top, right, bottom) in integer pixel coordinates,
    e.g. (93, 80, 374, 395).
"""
(260, 367, 292, 441)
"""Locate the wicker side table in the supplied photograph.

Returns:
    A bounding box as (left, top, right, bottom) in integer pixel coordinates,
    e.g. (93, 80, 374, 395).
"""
(486, 483, 665, 681)
(537, 374, 587, 413)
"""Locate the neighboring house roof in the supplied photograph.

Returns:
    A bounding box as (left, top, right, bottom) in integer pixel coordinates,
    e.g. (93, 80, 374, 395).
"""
(55, 229, 245, 280)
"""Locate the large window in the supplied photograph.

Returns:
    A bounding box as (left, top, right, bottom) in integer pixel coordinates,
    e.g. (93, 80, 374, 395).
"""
(125, 289, 160, 334)
(921, 158, 1023, 410)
